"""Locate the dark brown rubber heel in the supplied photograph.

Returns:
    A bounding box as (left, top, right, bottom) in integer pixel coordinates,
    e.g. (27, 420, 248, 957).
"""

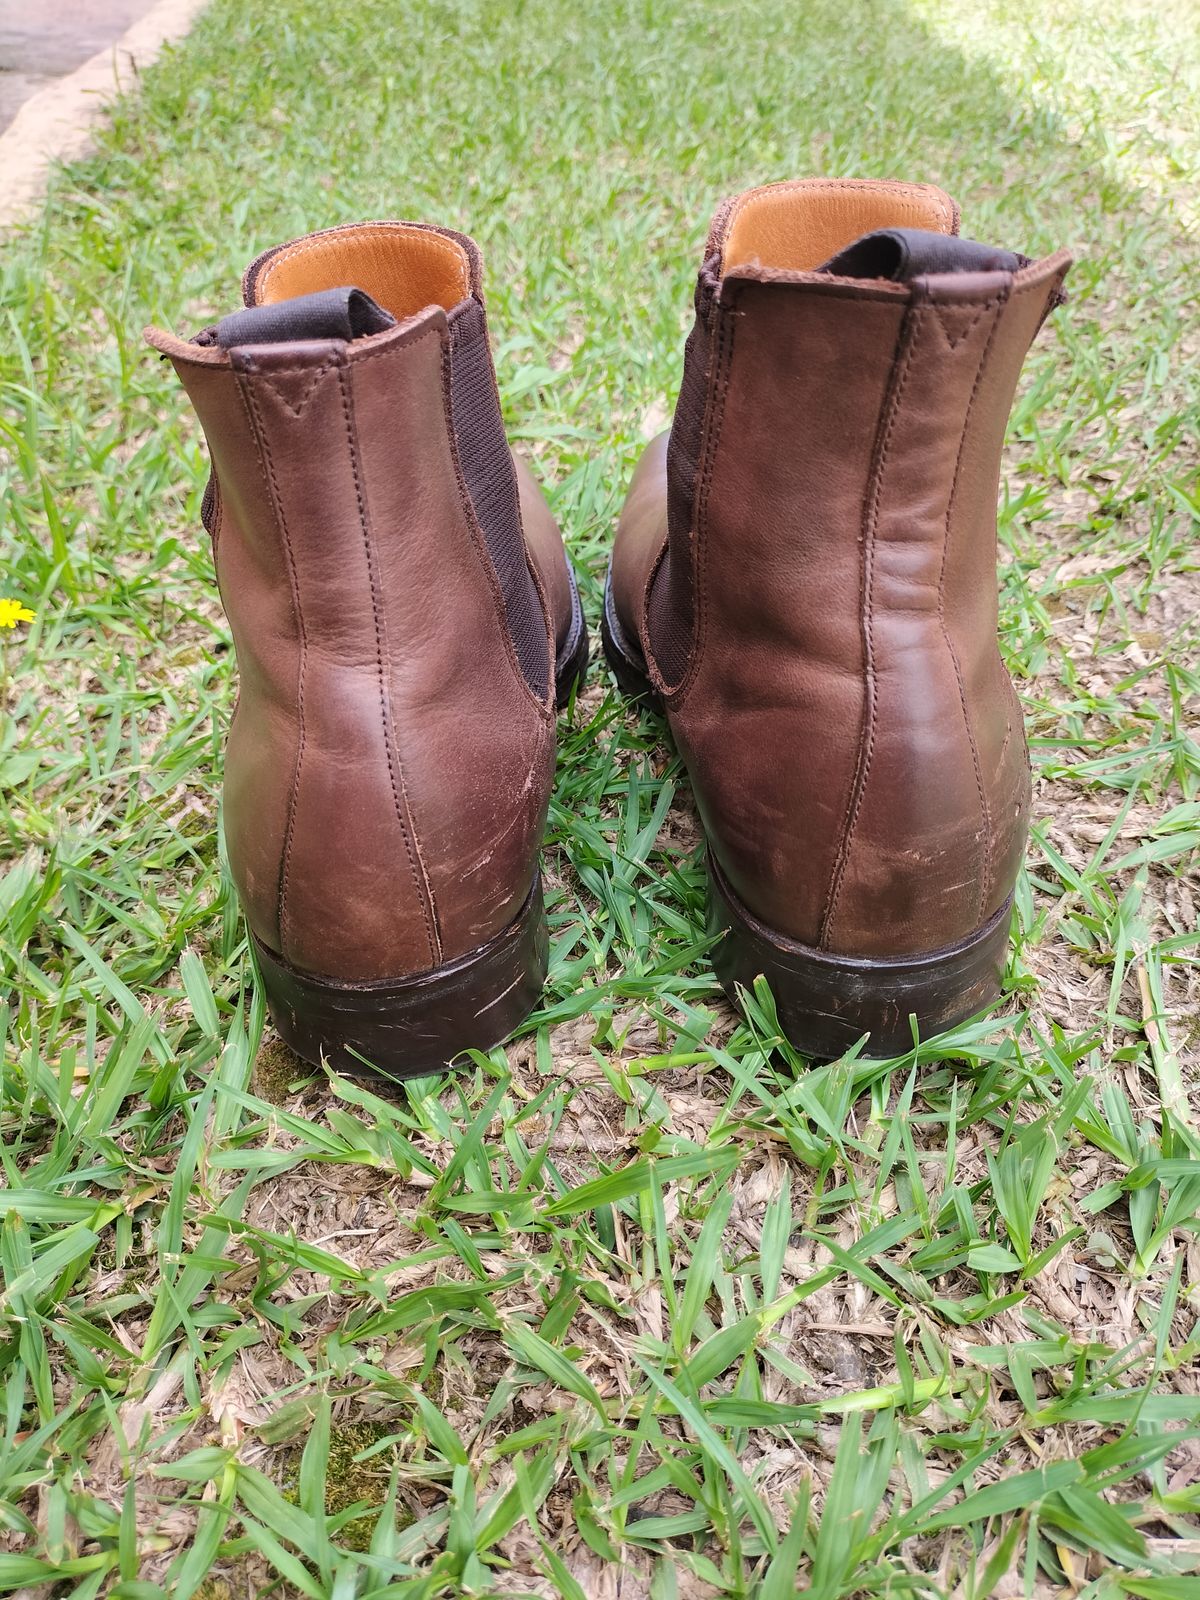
(708, 855, 1013, 1060)
(253, 877, 549, 1080)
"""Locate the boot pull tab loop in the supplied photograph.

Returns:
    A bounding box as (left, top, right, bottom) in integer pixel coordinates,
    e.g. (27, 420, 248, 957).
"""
(817, 227, 1025, 282)
(214, 285, 396, 349)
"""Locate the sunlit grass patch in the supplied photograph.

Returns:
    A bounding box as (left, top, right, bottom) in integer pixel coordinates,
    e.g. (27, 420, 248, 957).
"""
(1, 0, 1198, 1593)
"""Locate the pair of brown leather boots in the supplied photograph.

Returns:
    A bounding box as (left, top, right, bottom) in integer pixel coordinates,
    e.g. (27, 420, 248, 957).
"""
(148, 178, 1070, 1077)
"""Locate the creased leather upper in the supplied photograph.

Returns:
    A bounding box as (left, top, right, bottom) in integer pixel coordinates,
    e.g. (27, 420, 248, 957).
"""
(148, 237, 575, 984)
(612, 181, 1070, 958)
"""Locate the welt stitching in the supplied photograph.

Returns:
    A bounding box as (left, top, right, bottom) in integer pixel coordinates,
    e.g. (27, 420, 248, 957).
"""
(336, 363, 442, 966)
(209, 481, 224, 560)
(236, 373, 307, 955)
(820, 304, 919, 948)
(348, 324, 441, 363)
(233, 362, 331, 375)
(997, 692, 1015, 770)
(434, 331, 551, 723)
(248, 323, 441, 377)
(743, 275, 909, 302)
(938, 295, 1006, 923)
(223, 325, 444, 401)
(669, 291, 737, 709)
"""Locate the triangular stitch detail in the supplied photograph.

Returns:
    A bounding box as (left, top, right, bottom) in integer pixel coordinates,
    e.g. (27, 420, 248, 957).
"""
(256, 361, 335, 419)
(929, 299, 996, 353)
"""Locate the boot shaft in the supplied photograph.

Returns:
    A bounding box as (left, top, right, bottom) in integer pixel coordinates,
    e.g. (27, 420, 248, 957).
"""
(147, 224, 556, 984)
(646, 180, 1070, 955)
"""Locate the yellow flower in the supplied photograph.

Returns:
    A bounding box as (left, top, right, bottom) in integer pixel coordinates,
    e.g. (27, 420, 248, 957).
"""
(0, 598, 35, 629)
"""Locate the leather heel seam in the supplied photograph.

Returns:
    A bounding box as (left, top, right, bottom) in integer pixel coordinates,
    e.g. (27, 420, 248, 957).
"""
(337, 362, 442, 966)
(820, 302, 919, 948)
(938, 292, 1008, 923)
(236, 371, 308, 957)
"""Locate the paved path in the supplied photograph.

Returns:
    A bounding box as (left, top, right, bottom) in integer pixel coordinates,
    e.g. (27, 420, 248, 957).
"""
(0, 0, 159, 133)
(0, 0, 206, 226)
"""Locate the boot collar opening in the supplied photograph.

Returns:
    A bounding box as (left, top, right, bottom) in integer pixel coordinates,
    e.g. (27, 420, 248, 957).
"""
(241, 220, 480, 320)
(712, 177, 960, 276)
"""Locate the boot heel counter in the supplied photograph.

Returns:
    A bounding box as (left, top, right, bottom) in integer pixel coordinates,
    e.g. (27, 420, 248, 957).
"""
(687, 644, 1030, 985)
(817, 669, 1029, 957)
(670, 256, 1066, 963)
(235, 325, 553, 981)
(338, 316, 556, 971)
(162, 316, 554, 985)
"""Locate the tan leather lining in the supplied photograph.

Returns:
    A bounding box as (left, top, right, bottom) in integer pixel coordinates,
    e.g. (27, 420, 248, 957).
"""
(252, 223, 471, 317)
(721, 178, 959, 274)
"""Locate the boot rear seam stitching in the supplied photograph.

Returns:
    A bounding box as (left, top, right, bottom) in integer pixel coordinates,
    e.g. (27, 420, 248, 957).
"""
(236, 373, 307, 955)
(998, 692, 1015, 770)
(209, 481, 224, 560)
(336, 363, 443, 967)
(938, 297, 1006, 924)
(820, 303, 919, 948)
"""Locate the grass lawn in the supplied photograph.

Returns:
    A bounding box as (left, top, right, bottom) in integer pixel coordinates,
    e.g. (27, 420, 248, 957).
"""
(2, 0, 1199, 1593)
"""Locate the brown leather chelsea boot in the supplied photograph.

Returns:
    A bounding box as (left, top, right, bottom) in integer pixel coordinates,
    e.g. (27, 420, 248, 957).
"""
(605, 178, 1070, 1059)
(147, 221, 587, 1077)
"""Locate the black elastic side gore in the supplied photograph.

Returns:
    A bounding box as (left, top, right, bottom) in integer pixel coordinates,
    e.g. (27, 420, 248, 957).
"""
(215, 286, 396, 349)
(650, 256, 723, 688)
(818, 228, 1024, 282)
(446, 296, 549, 700)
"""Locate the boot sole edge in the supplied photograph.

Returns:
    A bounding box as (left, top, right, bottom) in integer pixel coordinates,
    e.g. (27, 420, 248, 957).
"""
(708, 853, 1013, 1060)
(253, 876, 549, 1082)
(601, 567, 1011, 1058)
(255, 557, 583, 1083)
